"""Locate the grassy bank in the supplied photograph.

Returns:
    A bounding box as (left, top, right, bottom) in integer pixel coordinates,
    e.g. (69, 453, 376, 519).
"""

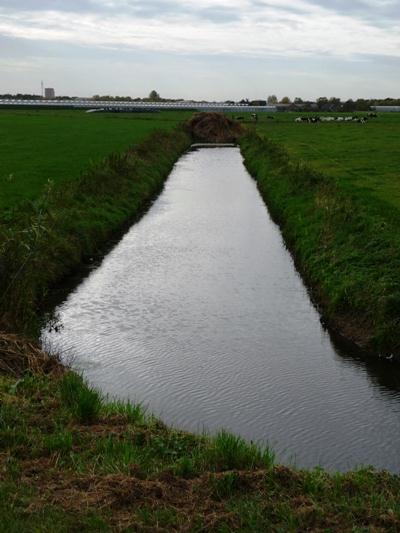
(1, 112, 400, 530)
(240, 131, 400, 356)
(0, 109, 192, 209)
(1, 361, 399, 531)
(0, 126, 191, 330)
(255, 112, 400, 210)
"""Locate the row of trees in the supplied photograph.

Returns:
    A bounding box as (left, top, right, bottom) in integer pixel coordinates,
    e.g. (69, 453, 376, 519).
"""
(0, 94, 77, 100)
(263, 96, 400, 111)
(2, 91, 400, 111)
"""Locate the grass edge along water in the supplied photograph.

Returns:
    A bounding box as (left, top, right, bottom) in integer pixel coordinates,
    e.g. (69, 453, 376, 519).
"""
(0, 126, 192, 332)
(1, 367, 400, 531)
(240, 130, 400, 358)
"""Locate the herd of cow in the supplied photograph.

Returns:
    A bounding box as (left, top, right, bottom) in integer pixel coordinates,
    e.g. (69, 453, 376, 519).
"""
(295, 112, 378, 124)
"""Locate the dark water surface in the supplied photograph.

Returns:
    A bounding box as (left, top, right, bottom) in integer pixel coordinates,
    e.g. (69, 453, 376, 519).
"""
(42, 148, 400, 472)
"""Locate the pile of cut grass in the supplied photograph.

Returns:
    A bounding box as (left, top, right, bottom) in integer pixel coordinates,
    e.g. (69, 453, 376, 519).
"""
(186, 112, 244, 143)
(1, 370, 399, 531)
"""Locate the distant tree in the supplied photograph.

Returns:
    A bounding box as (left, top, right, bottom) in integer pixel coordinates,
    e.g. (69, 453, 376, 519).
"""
(294, 97, 303, 104)
(328, 97, 342, 111)
(280, 96, 291, 104)
(149, 90, 161, 101)
(355, 98, 370, 111)
(342, 99, 355, 112)
(267, 95, 278, 104)
(316, 97, 329, 110)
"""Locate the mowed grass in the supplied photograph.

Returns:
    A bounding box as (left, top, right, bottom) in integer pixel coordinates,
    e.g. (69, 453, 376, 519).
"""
(0, 109, 192, 209)
(254, 112, 400, 210)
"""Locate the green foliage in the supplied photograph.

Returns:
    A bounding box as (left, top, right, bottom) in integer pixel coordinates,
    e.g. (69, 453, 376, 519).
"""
(60, 372, 102, 424)
(0, 109, 191, 209)
(93, 435, 141, 473)
(42, 429, 73, 455)
(199, 430, 275, 472)
(102, 399, 146, 424)
(174, 455, 197, 478)
(0, 126, 191, 329)
(255, 112, 400, 211)
(135, 506, 179, 528)
(240, 129, 400, 354)
(1, 373, 400, 530)
(210, 471, 241, 499)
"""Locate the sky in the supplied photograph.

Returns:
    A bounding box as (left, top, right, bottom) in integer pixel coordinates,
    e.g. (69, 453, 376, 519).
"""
(0, 0, 399, 100)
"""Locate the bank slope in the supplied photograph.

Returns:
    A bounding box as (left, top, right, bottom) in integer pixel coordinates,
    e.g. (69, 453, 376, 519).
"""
(1, 366, 399, 531)
(0, 128, 191, 331)
(240, 131, 400, 358)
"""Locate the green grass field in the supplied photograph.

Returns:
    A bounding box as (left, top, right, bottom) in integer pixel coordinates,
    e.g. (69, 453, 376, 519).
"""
(0, 109, 192, 209)
(1, 110, 400, 529)
(254, 112, 400, 210)
(3, 109, 399, 212)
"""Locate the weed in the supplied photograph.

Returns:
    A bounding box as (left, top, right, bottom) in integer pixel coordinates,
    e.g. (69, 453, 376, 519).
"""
(199, 430, 275, 472)
(42, 429, 73, 455)
(210, 471, 241, 499)
(135, 506, 179, 528)
(103, 399, 145, 424)
(91, 435, 148, 474)
(174, 456, 197, 478)
(60, 372, 102, 424)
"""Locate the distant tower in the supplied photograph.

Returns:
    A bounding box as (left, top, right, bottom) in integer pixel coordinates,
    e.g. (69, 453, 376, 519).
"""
(44, 87, 55, 99)
(41, 80, 44, 98)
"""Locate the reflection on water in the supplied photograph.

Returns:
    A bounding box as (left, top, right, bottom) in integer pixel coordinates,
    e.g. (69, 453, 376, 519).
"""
(42, 148, 400, 472)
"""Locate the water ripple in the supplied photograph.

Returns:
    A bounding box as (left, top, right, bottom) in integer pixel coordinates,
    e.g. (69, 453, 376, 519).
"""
(42, 148, 400, 473)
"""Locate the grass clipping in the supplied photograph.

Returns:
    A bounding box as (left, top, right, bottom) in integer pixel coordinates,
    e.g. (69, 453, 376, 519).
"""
(0, 332, 62, 377)
(186, 112, 244, 143)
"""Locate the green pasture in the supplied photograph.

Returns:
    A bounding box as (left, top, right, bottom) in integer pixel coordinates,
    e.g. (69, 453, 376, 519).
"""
(2, 108, 400, 213)
(254, 112, 400, 210)
(0, 109, 192, 209)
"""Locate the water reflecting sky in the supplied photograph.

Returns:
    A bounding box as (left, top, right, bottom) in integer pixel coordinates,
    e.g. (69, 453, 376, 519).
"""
(42, 148, 400, 472)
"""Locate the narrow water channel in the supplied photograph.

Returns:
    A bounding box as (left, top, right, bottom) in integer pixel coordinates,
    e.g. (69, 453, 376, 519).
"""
(42, 147, 400, 472)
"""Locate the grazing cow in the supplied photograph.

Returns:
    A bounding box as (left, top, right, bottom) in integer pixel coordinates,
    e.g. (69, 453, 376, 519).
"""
(368, 112, 378, 118)
(295, 117, 302, 123)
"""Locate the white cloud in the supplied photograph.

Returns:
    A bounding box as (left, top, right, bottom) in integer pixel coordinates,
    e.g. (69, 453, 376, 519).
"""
(0, 1, 399, 59)
(0, 1, 399, 99)
(0, 56, 42, 72)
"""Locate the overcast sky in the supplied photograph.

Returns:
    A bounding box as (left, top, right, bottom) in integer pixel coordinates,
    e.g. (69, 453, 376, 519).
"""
(0, 0, 399, 100)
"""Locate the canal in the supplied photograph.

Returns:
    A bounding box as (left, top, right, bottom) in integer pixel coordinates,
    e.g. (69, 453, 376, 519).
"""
(42, 147, 400, 472)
